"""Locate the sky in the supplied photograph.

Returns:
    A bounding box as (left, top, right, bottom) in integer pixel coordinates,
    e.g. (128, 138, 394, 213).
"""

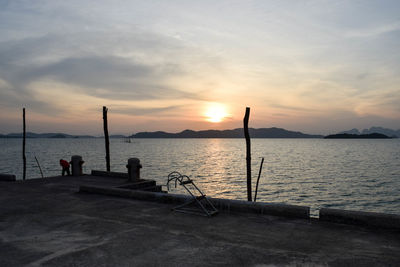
(0, 0, 399, 135)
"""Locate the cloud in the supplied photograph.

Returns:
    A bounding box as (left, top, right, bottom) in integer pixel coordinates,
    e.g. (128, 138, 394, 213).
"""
(268, 103, 316, 113)
(0, 30, 216, 116)
(110, 105, 184, 116)
(1, 1, 400, 134)
(22, 55, 195, 101)
(344, 21, 400, 38)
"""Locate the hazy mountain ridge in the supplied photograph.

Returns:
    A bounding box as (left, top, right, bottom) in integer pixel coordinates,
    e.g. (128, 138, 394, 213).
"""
(3, 126, 398, 139)
(325, 133, 392, 139)
(0, 132, 98, 138)
(339, 127, 400, 138)
(131, 127, 323, 138)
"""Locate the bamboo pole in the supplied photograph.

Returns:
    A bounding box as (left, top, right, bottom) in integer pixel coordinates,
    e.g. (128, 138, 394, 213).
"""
(103, 106, 110, 172)
(34, 156, 44, 178)
(243, 107, 251, 201)
(22, 108, 26, 180)
(254, 157, 265, 202)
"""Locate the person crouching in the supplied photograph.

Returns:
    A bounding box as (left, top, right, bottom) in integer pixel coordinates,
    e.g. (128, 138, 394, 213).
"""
(59, 159, 71, 176)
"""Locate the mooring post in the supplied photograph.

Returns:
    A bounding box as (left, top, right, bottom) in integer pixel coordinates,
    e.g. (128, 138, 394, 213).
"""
(71, 155, 85, 176)
(22, 108, 26, 181)
(103, 106, 110, 172)
(126, 158, 142, 182)
(243, 107, 251, 201)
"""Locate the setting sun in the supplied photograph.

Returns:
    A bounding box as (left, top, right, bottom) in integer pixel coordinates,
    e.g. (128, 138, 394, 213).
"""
(204, 103, 228, 123)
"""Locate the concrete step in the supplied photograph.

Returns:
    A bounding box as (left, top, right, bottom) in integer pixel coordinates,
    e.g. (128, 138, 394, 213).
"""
(140, 185, 163, 192)
(117, 180, 156, 190)
(91, 170, 128, 178)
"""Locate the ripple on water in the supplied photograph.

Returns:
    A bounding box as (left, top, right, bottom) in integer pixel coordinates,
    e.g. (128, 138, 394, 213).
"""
(1, 138, 399, 215)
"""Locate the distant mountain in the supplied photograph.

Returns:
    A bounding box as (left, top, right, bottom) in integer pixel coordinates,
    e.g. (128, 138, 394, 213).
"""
(49, 133, 67, 138)
(339, 127, 399, 138)
(131, 127, 323, 138)
(110, 135, 128, 138)
(361, 127, 400, 138)
(0, 132, 96, 138)
(324, 133, 392, 139)
(339, 128, 360, 135)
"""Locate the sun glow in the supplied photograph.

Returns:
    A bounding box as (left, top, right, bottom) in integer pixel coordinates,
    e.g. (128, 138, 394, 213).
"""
(204, 103, 228, 123)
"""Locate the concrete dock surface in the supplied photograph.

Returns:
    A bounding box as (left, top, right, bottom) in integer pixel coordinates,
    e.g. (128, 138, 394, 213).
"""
(1, 175, 400, 266)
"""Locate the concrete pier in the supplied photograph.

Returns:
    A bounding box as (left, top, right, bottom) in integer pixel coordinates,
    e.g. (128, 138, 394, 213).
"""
(79, 185, 310, 219)
(320, 208, 400, 230)
(0, 174, 16, 181)
(1, 175, 400, 266)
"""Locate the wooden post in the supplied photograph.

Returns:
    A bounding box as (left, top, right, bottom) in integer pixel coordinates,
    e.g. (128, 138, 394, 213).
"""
(34, 156, 44, 179)
(103, 106, 110, 172)
(22, 108, 26, 181)
(243, 107, 251, 201)
(254, 157, 265, 202)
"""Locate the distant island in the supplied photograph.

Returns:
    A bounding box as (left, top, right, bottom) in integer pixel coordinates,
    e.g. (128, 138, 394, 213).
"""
(324, 133, 393, 139)
(338, 127, 399, 138)
(0, 132, 124, 139)
(0, 132, 96, 139)
(0, 127, 323, 139)
(2, 126, 399, 139)
(130, 127, 323, 138)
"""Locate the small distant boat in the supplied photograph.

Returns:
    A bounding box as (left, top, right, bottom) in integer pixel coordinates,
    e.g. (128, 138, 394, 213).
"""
(124, 137, 132, 143)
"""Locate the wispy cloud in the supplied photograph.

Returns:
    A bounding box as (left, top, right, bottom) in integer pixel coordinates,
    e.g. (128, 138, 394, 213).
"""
(0, 1, 399, 134)
(344, 21, 400, 38)
(110, 105, 184, 116)
(0, 30, 216, 117)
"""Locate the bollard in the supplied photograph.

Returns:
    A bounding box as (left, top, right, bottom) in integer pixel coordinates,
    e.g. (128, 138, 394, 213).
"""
(126, 158, 142, 181)
(70, 155, 85, 176)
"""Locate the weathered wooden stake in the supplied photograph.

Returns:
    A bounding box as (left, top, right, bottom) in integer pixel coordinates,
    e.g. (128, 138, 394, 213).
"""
(103, 106, 110, 172)
(22, 108, 26, 181)
(254, 157, 265, 202)
(243, 107, 251, 201)
(34, 156, 44, 179)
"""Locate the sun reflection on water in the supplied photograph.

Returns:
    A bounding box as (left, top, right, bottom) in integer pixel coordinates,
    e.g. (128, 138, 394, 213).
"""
(1, 138, 400, 216)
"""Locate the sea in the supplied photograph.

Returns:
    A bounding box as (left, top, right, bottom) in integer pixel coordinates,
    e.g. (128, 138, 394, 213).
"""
(1, 138, 399, 217)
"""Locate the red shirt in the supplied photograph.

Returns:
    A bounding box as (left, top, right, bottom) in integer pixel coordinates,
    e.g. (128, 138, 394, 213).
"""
(60, 160, 70, 168)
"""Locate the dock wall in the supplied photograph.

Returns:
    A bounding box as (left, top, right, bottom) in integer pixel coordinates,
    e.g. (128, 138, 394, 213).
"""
(91, 170, 128, 178)
(320, 208, 400, 230)
(79, 185, 310, 219)
(0, 174, 16, 181)
(79, 184, 400, 229)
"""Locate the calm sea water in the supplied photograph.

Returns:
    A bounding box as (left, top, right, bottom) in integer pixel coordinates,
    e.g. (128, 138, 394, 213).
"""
(1, 138, 399, 216)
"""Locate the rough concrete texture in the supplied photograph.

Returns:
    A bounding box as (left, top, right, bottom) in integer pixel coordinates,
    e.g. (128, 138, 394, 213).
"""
(0, 174, 16, 181)
(320, 208, 400, 230)
(80, 185, 310, 219)
(1, 176, 400, 266)
(91, 170, 128, 178)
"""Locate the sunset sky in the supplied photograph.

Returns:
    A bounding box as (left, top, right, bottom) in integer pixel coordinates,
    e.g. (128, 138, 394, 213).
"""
(0, 0, 399, 135)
